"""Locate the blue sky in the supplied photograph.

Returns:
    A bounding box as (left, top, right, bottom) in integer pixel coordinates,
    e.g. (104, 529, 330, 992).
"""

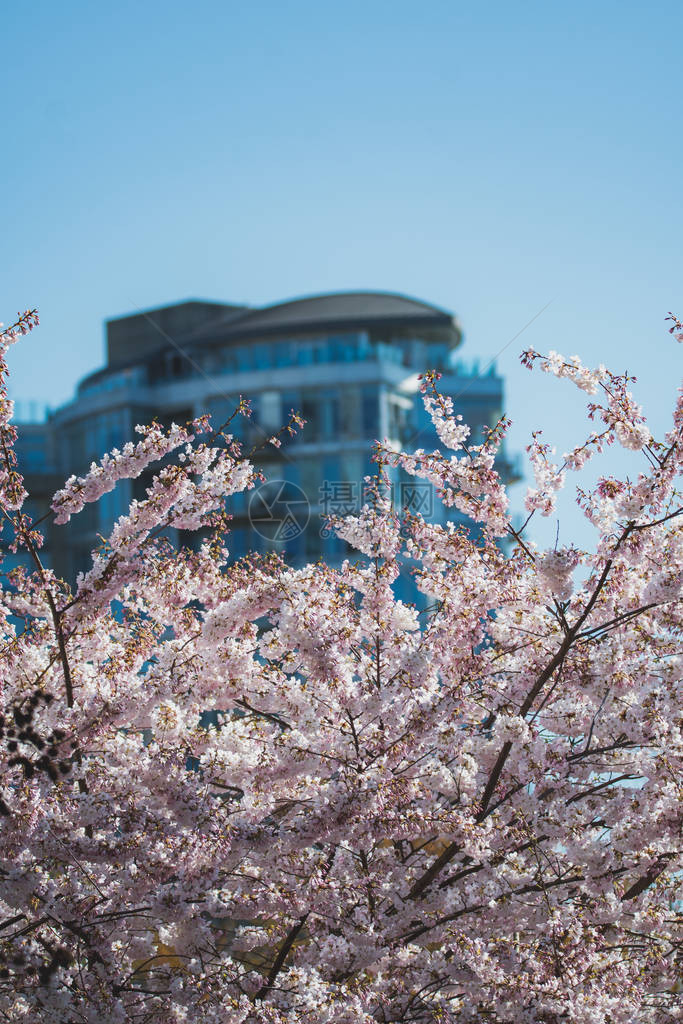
(3, 0, 682, 547)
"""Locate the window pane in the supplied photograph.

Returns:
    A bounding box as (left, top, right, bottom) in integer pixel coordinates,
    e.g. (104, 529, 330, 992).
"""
(361, 388, 378, 436)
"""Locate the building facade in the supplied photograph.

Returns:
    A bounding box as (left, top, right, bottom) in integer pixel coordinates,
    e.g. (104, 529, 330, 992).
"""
(13, 292, 516, 584)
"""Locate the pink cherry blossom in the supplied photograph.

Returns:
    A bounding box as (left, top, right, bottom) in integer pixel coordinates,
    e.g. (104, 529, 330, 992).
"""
(0, 313, 679, 1023)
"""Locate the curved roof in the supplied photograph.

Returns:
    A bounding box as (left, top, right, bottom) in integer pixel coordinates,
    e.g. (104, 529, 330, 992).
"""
(191, 291, 459, 343)
(95, 291, 461, 384)
(235, 292, 450, 328)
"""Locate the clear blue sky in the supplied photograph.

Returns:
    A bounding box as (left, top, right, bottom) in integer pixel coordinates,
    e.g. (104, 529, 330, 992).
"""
(3, 0, 682, 547)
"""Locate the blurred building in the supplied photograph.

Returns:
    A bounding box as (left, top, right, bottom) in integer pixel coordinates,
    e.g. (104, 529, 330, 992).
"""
(12, 292, 517, 584)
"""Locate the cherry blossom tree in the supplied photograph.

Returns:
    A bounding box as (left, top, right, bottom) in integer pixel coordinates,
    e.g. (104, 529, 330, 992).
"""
(0, 310, 680, 1023)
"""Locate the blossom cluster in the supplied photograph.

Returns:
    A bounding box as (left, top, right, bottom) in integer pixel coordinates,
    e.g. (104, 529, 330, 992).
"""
(0, 309, 40, 352)
(536, 545, 580, 601)
(521, 346, 652, 451)
(0, 312, 40, 514)
(525, 432, 566, 516)
(0, 315, 680, 1023)
(51, 420, 203, 524)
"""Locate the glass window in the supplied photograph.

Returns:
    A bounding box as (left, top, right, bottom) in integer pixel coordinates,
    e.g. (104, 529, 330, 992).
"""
(340, 453, 362, 488)
(169, 353, 185, 377)
(299, 456, 321, 500)
(363, 455, 378, 488)
(329, 334, 357, 362)
(312, 340, 326, 363)
(283, 530, 305, 562)
(247, 394, 260, 428)
(426, 343, 448, 369)
(374, 341, 403, 365)
(274, 341, 293, 368)
(338, 390, 360, 438)
(281, 390, 300, 415)
(297, 342, 314, 366)
(305, 523, 321, 561)
(278, 390, 301, 448)
(250, 530, 266, 555)
(85, 411, 127, 466)
(284, 461, 301, 488)
(322, 531, 344, 560)
(73, 545, 93, 580)
(229, 527, 247, 560)
(252, 342, 272, 370)
(98, 488, 119, 531)
(260, 390, 281, 430)
(357, 332, 371, 360)
(229, 490, 247, 515)
(361, 387, 379, 436)
(320, 389, 340, 438)
(218, 347, 238, 373)
(206, 396, 241, 437)
(235, 346, 252, 372)
(300, 394, 319, 441)
(17, 440, 48, 472)
(322, 456, 340, 485)
(388, 401, 410, 442)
